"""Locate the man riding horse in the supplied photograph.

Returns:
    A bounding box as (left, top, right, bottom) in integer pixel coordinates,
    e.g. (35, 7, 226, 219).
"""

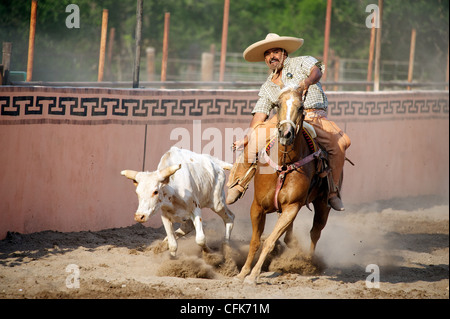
(226, 33, 351, 211)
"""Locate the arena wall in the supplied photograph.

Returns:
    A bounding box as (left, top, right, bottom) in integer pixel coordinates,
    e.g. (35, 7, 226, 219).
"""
(0, 87, 448, 239)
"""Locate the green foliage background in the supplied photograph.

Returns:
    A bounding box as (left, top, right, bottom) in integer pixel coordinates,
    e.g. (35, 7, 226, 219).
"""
(0, 0, 448, 82)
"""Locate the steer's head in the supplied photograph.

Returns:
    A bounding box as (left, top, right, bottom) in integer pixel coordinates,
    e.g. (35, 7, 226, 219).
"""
(121, 164, 181, 223)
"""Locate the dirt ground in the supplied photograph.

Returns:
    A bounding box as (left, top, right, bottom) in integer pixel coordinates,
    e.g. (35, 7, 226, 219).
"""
(0, 196, 448, 300)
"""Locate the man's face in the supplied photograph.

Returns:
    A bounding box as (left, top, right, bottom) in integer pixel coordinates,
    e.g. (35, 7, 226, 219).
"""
(264, 48, 286, 72)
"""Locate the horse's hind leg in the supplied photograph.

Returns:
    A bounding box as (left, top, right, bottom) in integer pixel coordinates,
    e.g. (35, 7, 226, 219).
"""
(310, 198, 331, 255)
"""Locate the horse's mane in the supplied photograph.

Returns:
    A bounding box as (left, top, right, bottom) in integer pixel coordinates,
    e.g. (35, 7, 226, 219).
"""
(278, 83, 301, 99)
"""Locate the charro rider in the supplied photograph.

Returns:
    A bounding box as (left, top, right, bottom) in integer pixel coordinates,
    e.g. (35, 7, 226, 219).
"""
(226, 33, 351, 211)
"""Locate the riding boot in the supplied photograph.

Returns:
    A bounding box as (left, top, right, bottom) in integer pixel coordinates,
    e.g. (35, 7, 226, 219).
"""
(328, 182, 345, 211)
(329, 195, 345, 211)
(305, 111, 351, 212)
(327, 132, 350, 211)
(329, 194, 344, 211)
(323, 162, 345, 211)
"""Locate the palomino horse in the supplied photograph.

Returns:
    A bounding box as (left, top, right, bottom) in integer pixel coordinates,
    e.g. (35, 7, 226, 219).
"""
(236, 85, 331, 284)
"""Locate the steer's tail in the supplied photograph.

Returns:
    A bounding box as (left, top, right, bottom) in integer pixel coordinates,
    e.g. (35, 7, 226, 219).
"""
(220, 161, 233, 171)
(210, 156, 233, 171)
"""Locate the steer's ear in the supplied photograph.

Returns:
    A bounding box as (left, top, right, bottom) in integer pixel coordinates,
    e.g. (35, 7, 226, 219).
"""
(121, 170, 139, 186)
(157, 164, 181, 183)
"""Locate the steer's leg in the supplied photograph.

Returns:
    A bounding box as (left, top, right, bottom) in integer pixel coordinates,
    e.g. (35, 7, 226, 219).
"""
(212, 203, 235, 245)
(192, 207, 210, 253)
(163, 219, 194, 243)
(161, 212, 177, 257)
(174, 219, 195, 239)
(224, 214, 234, 245)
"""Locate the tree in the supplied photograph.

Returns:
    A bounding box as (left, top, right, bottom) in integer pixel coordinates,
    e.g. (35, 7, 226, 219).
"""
(1, 0, 447, 82)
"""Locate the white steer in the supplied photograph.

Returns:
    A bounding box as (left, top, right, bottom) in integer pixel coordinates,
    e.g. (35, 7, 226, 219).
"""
(121, 147, 234, 256)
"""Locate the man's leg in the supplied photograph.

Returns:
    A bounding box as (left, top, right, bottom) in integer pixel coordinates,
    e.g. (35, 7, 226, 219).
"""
(306, 116, 351, 211)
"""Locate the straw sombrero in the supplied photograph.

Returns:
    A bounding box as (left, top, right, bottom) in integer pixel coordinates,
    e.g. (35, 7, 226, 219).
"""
(243, 33, 304, 62)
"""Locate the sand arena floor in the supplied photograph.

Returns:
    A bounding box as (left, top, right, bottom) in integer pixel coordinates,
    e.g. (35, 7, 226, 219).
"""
(0, 197, 448, 300)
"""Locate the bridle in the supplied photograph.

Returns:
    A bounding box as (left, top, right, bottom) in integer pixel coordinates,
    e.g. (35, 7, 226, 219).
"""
(277, 87, 307, 133)
(262, 89, 322, 212)
(276, 88, 307, 153)
(278, 119, 300, 135)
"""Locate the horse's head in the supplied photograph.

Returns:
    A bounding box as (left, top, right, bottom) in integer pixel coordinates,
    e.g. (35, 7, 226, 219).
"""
(277, 84, 305, 146)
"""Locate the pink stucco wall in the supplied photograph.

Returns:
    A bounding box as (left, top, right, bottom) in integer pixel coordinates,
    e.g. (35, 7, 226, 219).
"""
(0, 87, 448, 239)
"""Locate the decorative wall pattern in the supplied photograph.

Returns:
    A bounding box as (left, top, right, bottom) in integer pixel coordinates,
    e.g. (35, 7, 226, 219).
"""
(1, 87, 447, 125)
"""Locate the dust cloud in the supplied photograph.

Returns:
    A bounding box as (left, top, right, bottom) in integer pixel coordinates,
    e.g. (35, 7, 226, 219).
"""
(146, 195, 449, 281)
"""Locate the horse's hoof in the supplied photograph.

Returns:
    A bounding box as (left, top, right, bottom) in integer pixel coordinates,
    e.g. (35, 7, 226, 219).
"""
(233, 276, 244, 282)
(243, 276, 257, 285)
(234, 272, 247, 281)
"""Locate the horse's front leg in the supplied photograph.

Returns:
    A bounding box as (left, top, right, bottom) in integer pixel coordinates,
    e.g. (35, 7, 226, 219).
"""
(284, 220, 299, 249)
(235, 201, 266, 281)
(244, 203, 300, 284)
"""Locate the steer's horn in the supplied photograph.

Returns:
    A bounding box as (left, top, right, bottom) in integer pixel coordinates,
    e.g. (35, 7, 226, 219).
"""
(121, 169, 138, 180)
(158, 164, 181, 181)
